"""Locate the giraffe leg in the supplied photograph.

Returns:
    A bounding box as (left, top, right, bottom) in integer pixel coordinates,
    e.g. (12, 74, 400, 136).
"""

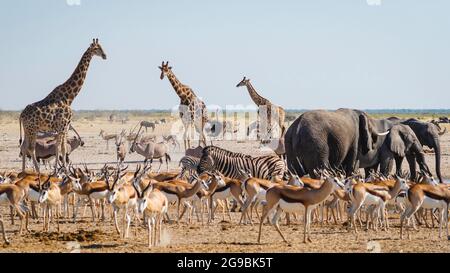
(183, 128, 188, 151)
(21, 139, 27, 172)
(187, 126, 191, 150)
(54, 134, 62, 172)
(60, 131, 68, 169)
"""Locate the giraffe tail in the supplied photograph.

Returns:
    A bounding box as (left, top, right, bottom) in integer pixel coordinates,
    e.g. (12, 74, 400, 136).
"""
(19, 117, 23, 146)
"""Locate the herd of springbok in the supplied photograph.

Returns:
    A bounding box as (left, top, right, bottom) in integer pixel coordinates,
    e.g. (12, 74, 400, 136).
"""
(0, 156, 449, 247)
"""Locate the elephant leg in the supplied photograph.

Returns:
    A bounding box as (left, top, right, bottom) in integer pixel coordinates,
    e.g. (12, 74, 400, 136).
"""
(394, 156, 404, 176)
(379, 148, 394, 176)
(406, 154, 417, 181)
(342, 145, 358, 175)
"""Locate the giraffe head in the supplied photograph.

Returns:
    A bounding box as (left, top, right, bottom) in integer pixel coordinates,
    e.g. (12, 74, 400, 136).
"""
(159, 61, 172, 80)
(236, 76, 250, 88)
(89, 38, 107, 60)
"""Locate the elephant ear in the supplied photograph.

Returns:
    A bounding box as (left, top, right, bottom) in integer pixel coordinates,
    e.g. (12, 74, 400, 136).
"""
(359, 114, 372, 155)
(387, 126, 406, 158)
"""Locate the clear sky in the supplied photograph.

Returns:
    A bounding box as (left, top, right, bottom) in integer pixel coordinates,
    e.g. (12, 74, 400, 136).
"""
(0, 0, 449, 110)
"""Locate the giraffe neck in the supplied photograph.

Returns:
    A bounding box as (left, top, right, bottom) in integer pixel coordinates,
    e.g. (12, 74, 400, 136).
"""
(245, 82, 269, 106)
(46, 48, 94, 105)
(167, 71, 195, 104)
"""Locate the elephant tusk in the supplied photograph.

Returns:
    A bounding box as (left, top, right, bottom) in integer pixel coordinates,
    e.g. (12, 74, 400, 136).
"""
(376, 131, 389, 136)
(438, 127, 447, 136)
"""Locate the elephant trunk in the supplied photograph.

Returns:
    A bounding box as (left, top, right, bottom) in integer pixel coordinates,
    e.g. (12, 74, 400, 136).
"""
(432, 137, 443, 183)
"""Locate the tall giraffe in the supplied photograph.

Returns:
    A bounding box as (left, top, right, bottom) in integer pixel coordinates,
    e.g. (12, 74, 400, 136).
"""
(236, 76, 285, 139)
(19, 39, 107, 172)
(159, 61, 209, 150)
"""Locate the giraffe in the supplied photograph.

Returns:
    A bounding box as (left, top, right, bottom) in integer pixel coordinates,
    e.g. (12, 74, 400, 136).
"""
(236, 76, 285, 139)
(19, 39, 107, 172)
(159, 61, 209, 150)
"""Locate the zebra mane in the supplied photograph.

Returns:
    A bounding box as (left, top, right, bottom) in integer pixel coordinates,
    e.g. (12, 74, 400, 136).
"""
(203, 145, 253, 159)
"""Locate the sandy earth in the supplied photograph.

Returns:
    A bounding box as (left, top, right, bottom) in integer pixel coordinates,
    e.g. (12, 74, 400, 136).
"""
(0, 114, 449, 253)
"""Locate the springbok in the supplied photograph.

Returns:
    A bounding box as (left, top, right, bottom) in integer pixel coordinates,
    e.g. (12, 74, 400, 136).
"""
(132, 170, 168, 247)
(257, 173, 345, 243)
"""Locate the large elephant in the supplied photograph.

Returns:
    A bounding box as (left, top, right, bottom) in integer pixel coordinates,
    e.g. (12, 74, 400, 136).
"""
(399, 118, 446, 182)
(284, 108, 388, 177)
(379, 124, 432, 179)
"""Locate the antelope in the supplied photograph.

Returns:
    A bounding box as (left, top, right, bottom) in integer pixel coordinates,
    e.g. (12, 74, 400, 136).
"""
(0, 215, 8, 244)
(132, 177, 168, 247)
(126, 131, 140, 145)
(238, 169, 279, 225)
(129, 138, 172, 172)
(0, 182, 29, 241)
(147, 171, 180, 182)
(13, 171, 63, 220)
(71, 168, 110, 222)
(207, 173, 245, 224)
(163, 135, 180, 151)
(37, 175, 63, 232)
(115, 134, 127, 164)
(346, 175, 409, 233)
(0, 171, 17, 184)
(152, 174, 208, 224)
(106, 166, 137, 238)
(99, 129, 119, 150)
(56, 174, 79, 220)
(139, 134, 157, 144)
(257, 174, 345, 244)
(400, 182, 450, 239)
(20, 136, 84, 169)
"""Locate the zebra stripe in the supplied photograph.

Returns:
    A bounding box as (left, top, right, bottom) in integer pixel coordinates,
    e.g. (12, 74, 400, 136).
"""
(197, 146, 285, 179)
(179, 155, 200, 175)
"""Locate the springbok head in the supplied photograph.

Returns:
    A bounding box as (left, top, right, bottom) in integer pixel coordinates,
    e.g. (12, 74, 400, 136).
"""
(37, 175, 53, 204)
(132, 177, 154, 214)
(106, 165, 129, 204)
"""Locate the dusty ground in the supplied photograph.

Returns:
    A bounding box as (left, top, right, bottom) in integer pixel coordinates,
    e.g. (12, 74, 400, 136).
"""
(0, 113, 449, 253)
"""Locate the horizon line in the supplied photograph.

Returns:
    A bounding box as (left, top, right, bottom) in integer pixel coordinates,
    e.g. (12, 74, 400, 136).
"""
(1, 108, 450, 113)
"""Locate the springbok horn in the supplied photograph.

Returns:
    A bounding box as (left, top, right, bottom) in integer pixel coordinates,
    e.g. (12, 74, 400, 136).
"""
(134, 164, 141, 177)
(132, 180, 142, 198)
(295, 157, 306, 174)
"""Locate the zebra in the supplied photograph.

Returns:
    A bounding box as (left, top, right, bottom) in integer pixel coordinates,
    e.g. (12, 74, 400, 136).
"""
(197, 146, 286, 180)
(179, 155, 200, 179)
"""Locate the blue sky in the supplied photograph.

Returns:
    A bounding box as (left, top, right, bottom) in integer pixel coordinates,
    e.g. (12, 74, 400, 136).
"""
(0, 0, 449, 110)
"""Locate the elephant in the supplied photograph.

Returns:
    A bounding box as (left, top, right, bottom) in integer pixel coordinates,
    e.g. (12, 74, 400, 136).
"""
(357, 118, 396, 174)
(284, 108, 389, 177)
(378, 124, 432, 180)
(398, 118, 446, 182)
